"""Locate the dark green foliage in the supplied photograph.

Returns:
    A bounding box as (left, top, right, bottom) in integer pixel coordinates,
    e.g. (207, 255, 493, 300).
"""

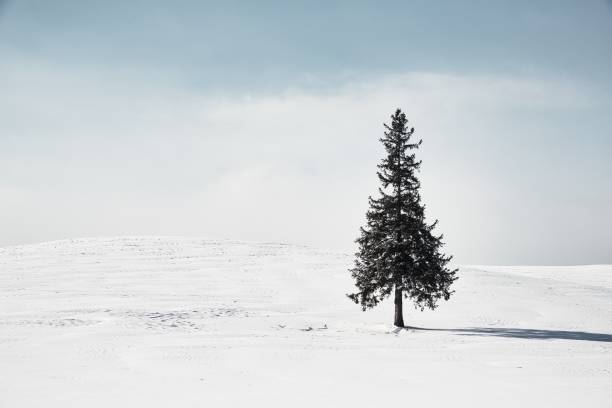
(348, 109, 457, 316)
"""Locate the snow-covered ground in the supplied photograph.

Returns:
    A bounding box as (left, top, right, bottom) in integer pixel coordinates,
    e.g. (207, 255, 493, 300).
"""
(1, 237, 610, 407)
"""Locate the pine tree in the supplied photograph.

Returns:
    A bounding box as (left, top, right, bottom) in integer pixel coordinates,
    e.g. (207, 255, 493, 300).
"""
(348, 109, 457, 327)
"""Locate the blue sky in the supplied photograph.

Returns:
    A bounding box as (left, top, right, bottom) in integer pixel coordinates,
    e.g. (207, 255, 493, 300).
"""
(1, 1, 611, 264)
(2, 1, 612, 90)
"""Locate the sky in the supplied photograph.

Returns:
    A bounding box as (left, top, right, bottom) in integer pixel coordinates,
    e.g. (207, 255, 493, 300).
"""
(1, 0, 611, 265)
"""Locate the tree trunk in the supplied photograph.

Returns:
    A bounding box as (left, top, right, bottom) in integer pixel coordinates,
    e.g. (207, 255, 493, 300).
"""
(394, 287, 404, 327)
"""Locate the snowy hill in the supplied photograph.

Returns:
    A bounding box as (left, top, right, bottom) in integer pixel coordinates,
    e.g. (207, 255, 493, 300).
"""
(1, 237, 610, 407)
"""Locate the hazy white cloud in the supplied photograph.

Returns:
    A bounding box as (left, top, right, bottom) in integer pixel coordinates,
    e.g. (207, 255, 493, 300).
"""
(1, 62, 610, 264)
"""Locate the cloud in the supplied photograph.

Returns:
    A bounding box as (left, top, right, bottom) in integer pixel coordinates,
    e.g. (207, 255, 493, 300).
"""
(1, 60, 609, 264)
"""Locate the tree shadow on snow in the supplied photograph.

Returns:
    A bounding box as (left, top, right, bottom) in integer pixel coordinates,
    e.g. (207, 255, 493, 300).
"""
(401, 326, 612, 343)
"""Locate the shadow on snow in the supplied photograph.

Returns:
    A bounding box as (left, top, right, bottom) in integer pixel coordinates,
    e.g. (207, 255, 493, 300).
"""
(399, 326, 612, 343)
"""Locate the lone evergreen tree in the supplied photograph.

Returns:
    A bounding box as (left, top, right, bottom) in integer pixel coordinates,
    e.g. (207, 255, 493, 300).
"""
(348, 109, 457, 327)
